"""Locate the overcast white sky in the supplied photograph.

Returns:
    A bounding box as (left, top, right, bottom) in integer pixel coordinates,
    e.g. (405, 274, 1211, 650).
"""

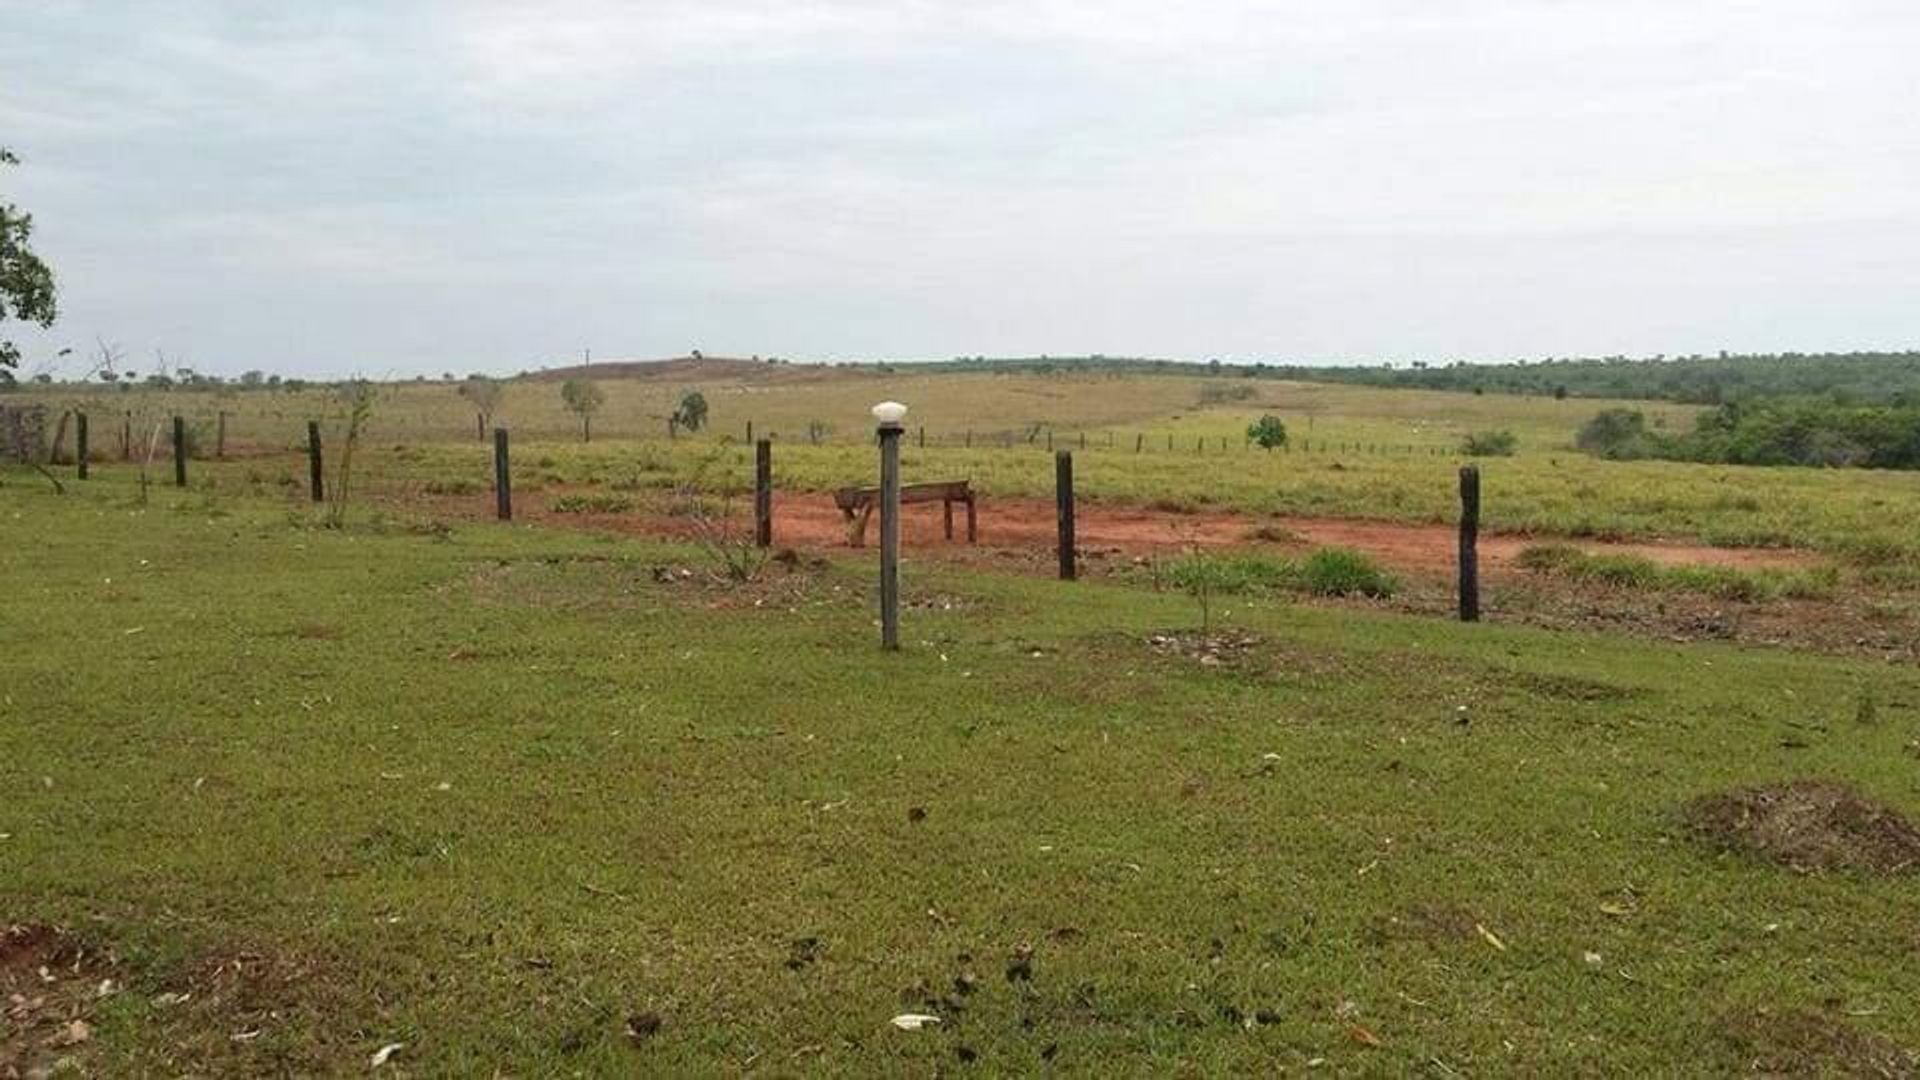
(4, 1, 1917, 378)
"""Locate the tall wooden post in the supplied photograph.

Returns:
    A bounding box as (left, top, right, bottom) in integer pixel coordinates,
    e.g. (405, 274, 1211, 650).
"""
(918, 426, 925, 448)
(75, 412, 89, 480)
(1055, 450, 1076, 581)
(1136, 433, 1143, 453)
(216, 411, 227, 458)
(172, 416, 187, 487)
(1459, 465, 1481, 622)
(746, 420, 753, 445)
(494, 428, 512, 521)
(307, 420, 325, 502)
(476, 412, 485, 441)
(754, 438, 772, 548)
(878, 420, 903, 650)
(122, 411, 132, 461)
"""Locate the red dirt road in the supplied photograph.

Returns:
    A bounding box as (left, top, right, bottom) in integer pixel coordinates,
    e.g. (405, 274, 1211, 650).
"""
(503, 491, 1815, 577)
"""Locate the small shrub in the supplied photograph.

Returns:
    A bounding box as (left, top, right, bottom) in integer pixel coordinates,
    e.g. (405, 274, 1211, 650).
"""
(1246, 414, 1288, 450)
(1575, 408, 1653, 458)
(1460, 429, 1517, 457)
(1298, 547, 1397, 598)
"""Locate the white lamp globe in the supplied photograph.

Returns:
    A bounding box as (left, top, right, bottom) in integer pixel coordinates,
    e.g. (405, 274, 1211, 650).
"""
(871, 401, 908, 426)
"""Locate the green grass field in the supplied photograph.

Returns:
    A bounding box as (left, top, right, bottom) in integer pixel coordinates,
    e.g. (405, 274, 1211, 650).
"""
(16, 368, 1920, 565)
(5, 474, 1920, 1074)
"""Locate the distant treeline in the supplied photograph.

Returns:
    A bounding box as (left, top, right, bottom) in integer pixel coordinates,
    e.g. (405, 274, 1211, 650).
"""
(1579, 400, 1920, 469)
(1263, 351, 1920, 406)
(930, 351, 1920, 406)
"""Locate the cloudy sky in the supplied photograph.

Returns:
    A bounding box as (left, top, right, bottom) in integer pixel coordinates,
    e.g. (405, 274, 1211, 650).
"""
(4, 1, 1916, 378)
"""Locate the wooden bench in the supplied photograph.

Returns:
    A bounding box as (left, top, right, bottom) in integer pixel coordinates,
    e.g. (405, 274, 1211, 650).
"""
(833, 479, 976, 547)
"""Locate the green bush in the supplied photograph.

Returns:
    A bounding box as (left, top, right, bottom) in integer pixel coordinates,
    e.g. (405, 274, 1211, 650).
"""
(1297, 547, 1397, 598)
(1246, 415, 1288, 450)
(1460, 429, 1518, 457)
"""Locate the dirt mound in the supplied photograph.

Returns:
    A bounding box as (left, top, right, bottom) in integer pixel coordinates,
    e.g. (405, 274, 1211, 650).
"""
(1683, 781, 1920, 874)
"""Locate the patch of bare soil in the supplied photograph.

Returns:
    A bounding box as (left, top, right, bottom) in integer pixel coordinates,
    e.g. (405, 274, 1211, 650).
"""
(1145, 630, 1263, 667)
(1683, 781, 1920, 875)
(1367, 903, 1481, 946)
(1718, 1007, 1917, 1078)
(2, 923, 113, 1077)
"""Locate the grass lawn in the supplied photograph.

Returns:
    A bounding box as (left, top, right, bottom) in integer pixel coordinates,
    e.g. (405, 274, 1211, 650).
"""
(5, 480, 1919, 1074)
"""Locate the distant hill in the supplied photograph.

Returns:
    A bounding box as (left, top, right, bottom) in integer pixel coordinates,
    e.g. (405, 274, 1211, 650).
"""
(514, 350, 1920, 407)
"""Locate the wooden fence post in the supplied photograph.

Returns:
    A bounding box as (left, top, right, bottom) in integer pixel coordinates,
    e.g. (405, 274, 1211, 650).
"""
(494, 428, 512, 521)
(1056, 450, 1076, 581)
(746, 420, 753, 444)
(878, 421, 903, 650)
(1135, 433, 1143, 453)
(76, 412, 89, 480)
(216, 411, 227, 458)
(754, 438, 772, 548)
(172, 416, 187, 487)
(476, 412, 485, 441)
(122, 411, 132, 461)
(307, 420, 325, 502)
(918, 426, 925, 448)
(1459, 465, 1480, 622)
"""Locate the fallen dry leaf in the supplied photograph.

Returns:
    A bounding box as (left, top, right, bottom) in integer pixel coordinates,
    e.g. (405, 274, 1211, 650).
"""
(1348, 1023, 1382, 1047)
(50, 1019, 91, 1047)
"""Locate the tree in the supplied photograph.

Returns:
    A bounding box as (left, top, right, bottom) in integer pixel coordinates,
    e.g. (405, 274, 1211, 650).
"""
(1575, 408, 1651, 458)
(457, 375, 504, 439)
(561, 378, 605, 442)
(673, 390, 709, 432)
(1246, 414, 1288, 450)
(1, 148, 58, 372)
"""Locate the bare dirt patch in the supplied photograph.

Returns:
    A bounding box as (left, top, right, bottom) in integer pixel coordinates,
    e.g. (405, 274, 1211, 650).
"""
(2, 923, 113, 1077)
(1144, 630, 1263, 667)
(1682, 781, 1920, 875)
(1717, 1007, 1916, 1078)
(413, 486, 1815, 575)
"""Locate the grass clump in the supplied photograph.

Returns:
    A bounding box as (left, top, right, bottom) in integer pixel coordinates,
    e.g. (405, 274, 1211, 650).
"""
(424, 477, 481, 495)
(550, 492, 636, 514)
(1297, 547, 1399, 597)
(1163, 547, 1398, 605)
(1515, 543, 1836, 601)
